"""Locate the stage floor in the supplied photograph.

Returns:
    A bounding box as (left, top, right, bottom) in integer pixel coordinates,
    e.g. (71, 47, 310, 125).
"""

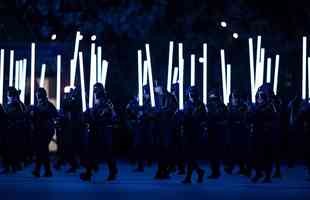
(0, 162, 309, 200)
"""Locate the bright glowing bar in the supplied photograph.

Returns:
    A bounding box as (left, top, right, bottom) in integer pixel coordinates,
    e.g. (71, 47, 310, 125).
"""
(71, 31, 81, 87)
(145, 44, 155, 107)
(97, 46, 102, 83)
(259, 48, 265, 87)
(138, 50, 143, 106)
(30, 43, 35, 105)
(79, 52, 87, 112)
(101, 60, 109, 87)
(273, 55, 280, 95)
(302, 37, 307, 100)
(40, 64, 46, 88)
(178, 43, 184, 110)
(200, 43, 208, 104)
(255, 36, 262, 88)
(220, 49, 227, 103)
(15, 60, 20, 90)
(0, 49, 4, 104)
(266, 58, 272, 83)
(190, 54, 195, 86)
(167, 41, 174, 92)
(20, 59, 27, 103)
(172, 67, 179, 84)
(143, 60, 148, 86)
(248, 38, 256, 103)
(56, 55, 61, 110)
(9, 50, 14, 87)
(226, 64, 231, 105)
(88, 53, 96, 108)
(308, 57, 310, 100)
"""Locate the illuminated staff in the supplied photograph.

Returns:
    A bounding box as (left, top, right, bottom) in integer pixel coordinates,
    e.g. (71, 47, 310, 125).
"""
(178, 43, 184, 110)
(190, 54, 195, 86)
(88, 35, 97, 108)
(9, 50, 14, 87)
(30, 43, 35, 105)
(308, 57, 310, 100)
(15, 60, 20, 90)
(266, 58, 272, 83)
(172, 67, 179, 84)
(145, 44, 156, 107)
(97, 46, 102, 83)
(101, 60, 109, 87)
(257, 48, 265, 89)
(227, 64, 231, 103)
(137, 50, 143, 106)
(273, 55, 280, 95)
(255, 36, 262, 89)
(220, 50, 227, 104)
(20, 59, 27, 103)
(40, 64, 46, 88)
(78, 52, 87, 112)
(143, 60, 148, 86)
(199, 43, 207, 104)
(0, 49, 4, 104)
(248, 38, 256, 102)
(56, 55, 61, 110)
(167, 41, 174, 92)
(303, 37, 308, 100)
(71, 31, 82, 87)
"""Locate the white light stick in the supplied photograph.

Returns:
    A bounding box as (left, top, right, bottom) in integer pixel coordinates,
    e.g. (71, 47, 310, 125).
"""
(308, 57, 310, 100)
(56, 55, 61, 110)
(273, 55, 280, 95)
(138, 50, 143, 106)
(0, 49, 4, 104)
(97, 46, 102, 83)
(172, 67, 179, 84)
(70, 59, 74, 86)
(255, 36, 262, 89)
(220, 49, 227, 104)
(30, 43, 35, 105)
(40, 64, 46, 88)
(20, 59, 27, 103)
(248, 38, 256, 103)
(259, 48, 265, 87)
(200, 43, 208, 104)
(226, 64, 231, 105)
(302, 37, 307, 100)
(9, 50, 14, 87)
(145, 44, 156, 107)
(88, 53, 96, 108)
(190, 54, 195, 86)
(178, 43, 184, 110)
(15, 60, 20, 90)
(167, 41, 174, 92)
(266, 58, 272, 83)
(19, 60, 23, 91)
(143, 60, 148, 86)
(79, 52, 87, 112)
(101, 60, 109, 87)
(71, 31, 81, 87)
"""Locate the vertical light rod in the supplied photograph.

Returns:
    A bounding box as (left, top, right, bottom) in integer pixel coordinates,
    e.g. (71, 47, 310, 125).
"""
(143, 60, 148, 86)
(145, 44, 156, 107)
(97, 46, 102, 83)
(0, 49, 4, 104)
(255, 36, 262, 89)
(101, 60, 109, 87)
(273, 55, 280, 95)
(56, 55, 61, 110)
(220, 49, 227, 103)
(30, 43, 35, 105)
(78, 52, 87, 112)
(226, 64, 231, 105)
(167, 41, 174, 93)
(71, 31, 81, 87)
(172, 67, 179, 84)
(137, 50, 143, 106)
(266, 58, 272, 83)
(15, 60, 20, 90)
(40, 64, 46, 88)
(178, 43, 184, 110)
(190, 54, 196, 86)
(9, 50, 14, 87)
(302, 37, 307, 100)
(248, 38, 256, 103)
(200, 43, 208, 105)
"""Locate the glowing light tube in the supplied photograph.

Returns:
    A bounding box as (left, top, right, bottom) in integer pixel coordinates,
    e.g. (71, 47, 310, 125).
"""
(191, 54, 195, 86)
(20, 59, 27, 103)
(78, 52, 87, 112)
(302, 37, 307, 100)
(101, 60, 109, 87)
(248, 38, 256, 103)
(56, 55, 61, 110)
(30, 43, 35, 105)
(138, 50, 143, 106)
(167, 41, 174, 92)
(88, 53, 96, 108)
(178, 43, 184, 110)
(259, 48, 265, 87)
(200, 43, 208, 105)
(308, 57, 310, 100)
(15, 60, 19, 90)
(266, 58, 272, 83)
(9, 50, 14, 87)
(273, 55, 280, 95)
(255, 36, 262, 90)
(97, 46, 102, 83)
(0, 49, 4, 104)
(226, 64, 231, 105)
(220, 49, 227, 104)
(40, 64, 46, 88)
(143, 60, 148, 86)
(71, 31, 81, 87)
(145, 44, 156, 107)
(172, 67, 179, 84)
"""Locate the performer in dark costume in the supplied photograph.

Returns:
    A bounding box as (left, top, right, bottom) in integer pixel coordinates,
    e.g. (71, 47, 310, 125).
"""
(206, 89, 227, 179)
(80, 83, 118, 181)
(251, 83, 278, 183)
(182, 86, 206, 184)
(31, 88, 57, 177)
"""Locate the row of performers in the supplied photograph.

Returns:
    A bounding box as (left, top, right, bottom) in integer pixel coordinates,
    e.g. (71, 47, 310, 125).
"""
(0, 82, 309, 184)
